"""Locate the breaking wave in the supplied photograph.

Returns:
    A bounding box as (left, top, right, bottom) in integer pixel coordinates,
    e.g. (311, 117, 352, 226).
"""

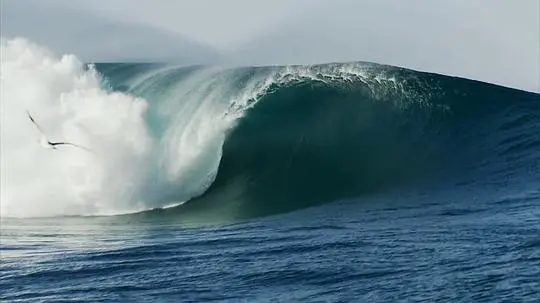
(2, 37, 539, 221)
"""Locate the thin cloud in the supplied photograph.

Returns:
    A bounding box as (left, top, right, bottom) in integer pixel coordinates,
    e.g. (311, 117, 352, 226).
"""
(2, 0, 538, 91)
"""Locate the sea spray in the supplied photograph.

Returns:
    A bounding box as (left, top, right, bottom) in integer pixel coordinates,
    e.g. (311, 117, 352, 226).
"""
(1, 38, 152, 217)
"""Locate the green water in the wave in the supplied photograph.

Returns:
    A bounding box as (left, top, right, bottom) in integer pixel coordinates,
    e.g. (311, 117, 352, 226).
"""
(93, 62, 540, 223)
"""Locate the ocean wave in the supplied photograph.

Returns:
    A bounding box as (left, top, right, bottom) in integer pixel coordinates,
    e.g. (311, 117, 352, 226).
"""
(2, 37, 539, 221)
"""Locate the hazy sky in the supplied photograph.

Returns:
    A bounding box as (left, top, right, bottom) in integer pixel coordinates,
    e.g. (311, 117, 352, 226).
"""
(56, 0, 314, 50)
(2, 0, 539, 92)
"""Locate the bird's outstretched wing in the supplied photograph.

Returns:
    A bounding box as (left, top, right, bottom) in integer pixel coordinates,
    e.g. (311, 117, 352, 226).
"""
(50, 142, 92, 152)
(26, 110, 93, 153)
(26, 111, 46, 136)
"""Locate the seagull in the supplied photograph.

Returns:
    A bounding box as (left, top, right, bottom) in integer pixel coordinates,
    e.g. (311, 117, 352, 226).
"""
(27, 111, 91, 152)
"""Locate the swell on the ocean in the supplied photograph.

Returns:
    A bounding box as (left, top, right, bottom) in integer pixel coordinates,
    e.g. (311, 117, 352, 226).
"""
(2, 37, 539, 221)
(156, 69, 540, 221)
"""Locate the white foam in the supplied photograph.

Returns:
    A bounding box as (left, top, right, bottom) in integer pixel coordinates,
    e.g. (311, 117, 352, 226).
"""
(0, 38, 153, 217)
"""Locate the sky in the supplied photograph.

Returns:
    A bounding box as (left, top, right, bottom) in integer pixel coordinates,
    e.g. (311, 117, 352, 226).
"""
(55, 0, 313, 50)
(2, 0, 539, 92)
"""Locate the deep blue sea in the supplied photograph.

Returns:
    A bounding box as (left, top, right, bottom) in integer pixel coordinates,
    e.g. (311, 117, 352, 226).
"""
(2, 184, 540, 302)
(1, 39, 539, 302)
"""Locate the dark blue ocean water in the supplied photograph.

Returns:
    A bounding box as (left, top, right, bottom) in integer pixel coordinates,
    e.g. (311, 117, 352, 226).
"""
(2, 183, 539, 302)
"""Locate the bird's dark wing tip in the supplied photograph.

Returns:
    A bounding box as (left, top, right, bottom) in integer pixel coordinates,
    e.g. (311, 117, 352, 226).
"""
(26, 110, 36, 123)
(53, 142, 92, 152)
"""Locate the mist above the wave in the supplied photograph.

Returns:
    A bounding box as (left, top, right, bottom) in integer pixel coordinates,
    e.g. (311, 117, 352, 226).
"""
(225, 0, 539, 93)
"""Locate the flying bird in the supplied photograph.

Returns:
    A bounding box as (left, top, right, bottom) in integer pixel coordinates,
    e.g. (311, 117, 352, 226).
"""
(27, 111, 91, 152)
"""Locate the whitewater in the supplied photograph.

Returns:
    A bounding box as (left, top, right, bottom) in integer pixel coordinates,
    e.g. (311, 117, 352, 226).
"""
(1, 38, 152, 217)
(2, 38, 237, 217)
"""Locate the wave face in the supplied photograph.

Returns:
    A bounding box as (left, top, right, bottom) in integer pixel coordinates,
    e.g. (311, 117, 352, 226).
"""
(2, 38, 539, 220)
(171, 65, 540, 221)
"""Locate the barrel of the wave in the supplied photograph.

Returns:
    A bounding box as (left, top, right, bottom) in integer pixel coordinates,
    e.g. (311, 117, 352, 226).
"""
(171, 64, 540, 222)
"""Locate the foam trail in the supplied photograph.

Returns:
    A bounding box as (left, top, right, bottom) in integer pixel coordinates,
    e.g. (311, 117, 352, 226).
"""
(0, 38, 152, 217)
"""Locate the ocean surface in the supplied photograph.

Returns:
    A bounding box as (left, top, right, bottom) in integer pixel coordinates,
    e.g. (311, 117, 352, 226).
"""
(1, 38, 539, 302)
